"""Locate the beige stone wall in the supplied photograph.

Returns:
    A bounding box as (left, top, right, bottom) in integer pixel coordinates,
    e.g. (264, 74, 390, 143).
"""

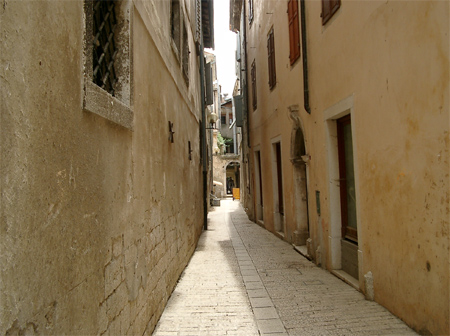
(1, 0, 204, 334)
(244, 0, 448, 334)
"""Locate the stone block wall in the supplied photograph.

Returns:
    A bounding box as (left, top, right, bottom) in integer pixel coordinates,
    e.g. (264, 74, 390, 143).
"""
(1, 0, 205, 334)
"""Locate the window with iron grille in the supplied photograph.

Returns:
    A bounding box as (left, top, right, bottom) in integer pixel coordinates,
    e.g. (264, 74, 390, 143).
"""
(171, 0, 181, 56)
(267, 28, 276, 90)
(83, 0, 133, 130)
(93, 0, 118, 96)
(251, 60, 257, 110)
(182, 21, 189, 85)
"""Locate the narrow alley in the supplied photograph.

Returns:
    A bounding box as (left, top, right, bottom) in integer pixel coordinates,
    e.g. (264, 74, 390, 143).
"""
(153, 200, 417, 336)
(1, 0, 448, 334)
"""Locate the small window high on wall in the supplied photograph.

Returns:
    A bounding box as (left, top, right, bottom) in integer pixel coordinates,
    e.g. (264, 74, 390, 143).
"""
(171, 0, 181, 56)
(251, 60, 257, 110)
(83, 0, 133, 130)
(267, 28, 276, 90)
(322, 0, 340, 25)
(92, 0, 118, 96)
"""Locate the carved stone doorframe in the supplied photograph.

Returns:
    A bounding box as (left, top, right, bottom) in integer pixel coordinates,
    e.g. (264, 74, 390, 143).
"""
(288, 105, 310, 246)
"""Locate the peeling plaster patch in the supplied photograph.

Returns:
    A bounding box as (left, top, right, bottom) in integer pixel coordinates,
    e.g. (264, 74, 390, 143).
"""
(83, 212, 96, 219)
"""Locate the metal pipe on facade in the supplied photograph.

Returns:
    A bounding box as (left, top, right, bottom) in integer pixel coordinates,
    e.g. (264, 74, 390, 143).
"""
(300, 0, 311, 114)
(243, 0, 251, 148)
(198, 45, 208, 231)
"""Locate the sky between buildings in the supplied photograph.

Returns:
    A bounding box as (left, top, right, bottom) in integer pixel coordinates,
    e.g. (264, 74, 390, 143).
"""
(208, 0, 237, 97)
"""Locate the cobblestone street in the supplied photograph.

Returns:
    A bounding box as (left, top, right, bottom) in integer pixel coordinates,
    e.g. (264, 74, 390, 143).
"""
(152, 200, 417, 336)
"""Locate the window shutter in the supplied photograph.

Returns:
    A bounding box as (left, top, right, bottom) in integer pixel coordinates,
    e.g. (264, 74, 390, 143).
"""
(322, 0, 340, 25)
(267, 28, 276, 89)
(205, 61, 213, 105)
(288, 0, 300, 65)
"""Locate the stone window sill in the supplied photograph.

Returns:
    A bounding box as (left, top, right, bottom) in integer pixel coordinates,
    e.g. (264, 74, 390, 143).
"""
(83, 81, 134, 130)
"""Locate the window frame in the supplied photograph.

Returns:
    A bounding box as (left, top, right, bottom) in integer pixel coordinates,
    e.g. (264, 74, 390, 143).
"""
(83, 0, 133, 130)
(287, 0, 300, 65)
(248, 0, 254, 25)
(321, 0, 340, 25)
(251, 60, 257, 111)
(267, 27, 276, 90)
(170, 0, 181, 59)
(181, 19, 190, 86)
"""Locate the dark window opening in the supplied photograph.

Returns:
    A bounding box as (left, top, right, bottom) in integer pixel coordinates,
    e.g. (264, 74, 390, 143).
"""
(251, 60, 257, 110)
(267, 28, 276, 89)
(337, 115, 357, 242)
(171, 0, 181, 54)
(93, 0, 118, 96)
(182, 22, 189, 84)
(322, 0, 340, 25)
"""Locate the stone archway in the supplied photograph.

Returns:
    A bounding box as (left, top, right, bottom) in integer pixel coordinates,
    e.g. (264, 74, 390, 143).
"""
(212, 154, 240, 198)
(225, 161, 240, 195)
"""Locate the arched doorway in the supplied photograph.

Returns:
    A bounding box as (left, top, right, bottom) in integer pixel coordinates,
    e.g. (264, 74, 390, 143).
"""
(291, 127, 309, 246)
(225, 161, 240, 196)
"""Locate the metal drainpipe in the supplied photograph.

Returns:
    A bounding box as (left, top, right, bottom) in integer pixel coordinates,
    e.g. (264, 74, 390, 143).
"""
(300, 0, 311, 114)
(242, 0, 251, 149)
(198, 44, 208, 231)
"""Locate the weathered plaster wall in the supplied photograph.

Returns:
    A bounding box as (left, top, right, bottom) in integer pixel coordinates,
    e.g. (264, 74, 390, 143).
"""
(306, 1, 449, 334)
(1, 0, 204, 334)
(245, 0, 308, 242)
(244, 0, 448, 334)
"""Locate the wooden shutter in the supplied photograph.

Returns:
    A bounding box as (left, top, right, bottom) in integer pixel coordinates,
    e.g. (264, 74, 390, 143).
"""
(288, 0, 300, 65)
(322, 0, 340, 25)
(267, 28, 276, 89)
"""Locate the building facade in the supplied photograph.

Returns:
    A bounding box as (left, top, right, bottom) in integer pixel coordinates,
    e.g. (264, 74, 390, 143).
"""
(1, 0, 213, 334)
(231, 0, 449, 334)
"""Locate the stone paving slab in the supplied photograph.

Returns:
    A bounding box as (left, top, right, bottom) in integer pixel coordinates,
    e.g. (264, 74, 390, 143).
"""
(152, 200, 417, 336)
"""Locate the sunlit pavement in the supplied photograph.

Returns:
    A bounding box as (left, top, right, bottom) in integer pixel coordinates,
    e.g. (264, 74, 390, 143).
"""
(152, 199, 417, 336)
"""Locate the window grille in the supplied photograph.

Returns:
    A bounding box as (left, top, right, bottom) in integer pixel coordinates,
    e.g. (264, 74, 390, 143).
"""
(267, 28, 276, 90)
(251, 60, 257, 110)
(93, 0, 118, 96)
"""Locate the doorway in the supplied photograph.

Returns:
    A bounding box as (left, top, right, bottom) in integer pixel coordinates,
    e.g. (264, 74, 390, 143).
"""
(291, 128, 309, 246)
(272, 140, 285, 234)
(254, 149, 264, 223)
(337, 115, 358, 279)
(325, 95, 361, 285)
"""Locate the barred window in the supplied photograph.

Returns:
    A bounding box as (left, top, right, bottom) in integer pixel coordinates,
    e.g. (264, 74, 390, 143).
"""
(182, 22, 189, 85)
(93, 0, 118, 96)
(267, 28, 276, 90)
(251, 60, 257, 110)
(171, 0, 181, 56)
(83, 0, 133, 130)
